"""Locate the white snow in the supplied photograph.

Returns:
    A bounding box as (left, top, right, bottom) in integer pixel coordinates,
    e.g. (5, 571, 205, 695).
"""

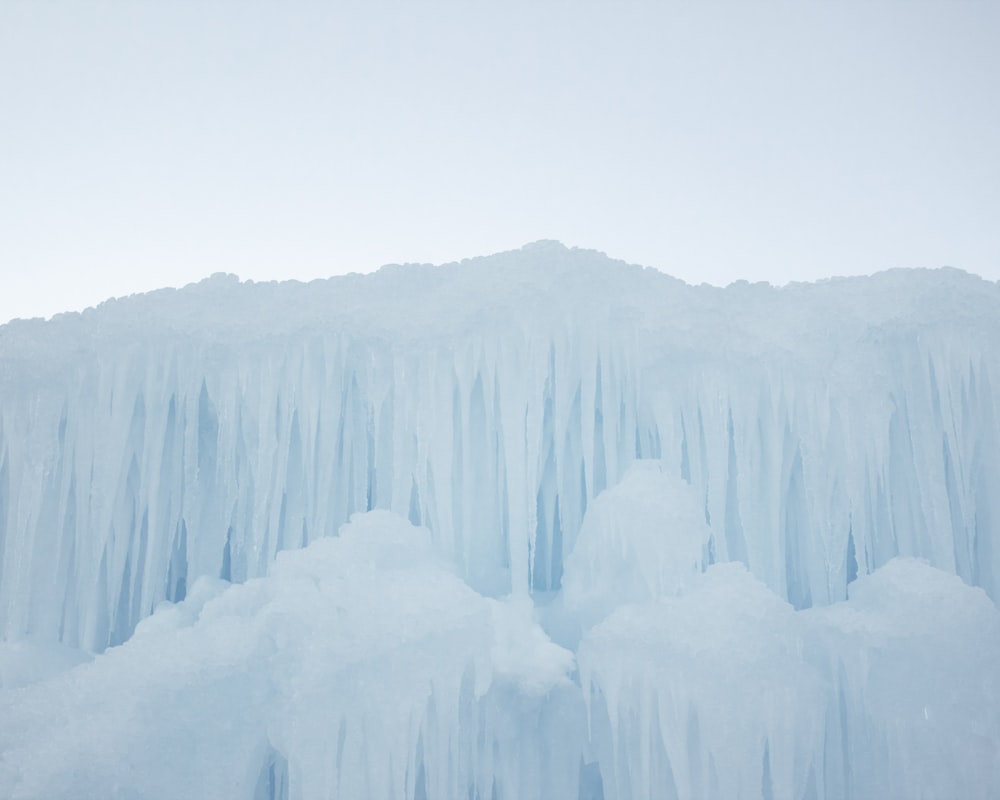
(1, 242, 998, 798)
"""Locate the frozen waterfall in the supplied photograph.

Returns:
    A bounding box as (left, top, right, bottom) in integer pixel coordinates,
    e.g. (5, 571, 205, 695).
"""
(1, 242, 998, 798)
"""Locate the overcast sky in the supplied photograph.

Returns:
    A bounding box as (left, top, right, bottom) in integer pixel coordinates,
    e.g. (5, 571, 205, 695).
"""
(1, 0, 998, 323)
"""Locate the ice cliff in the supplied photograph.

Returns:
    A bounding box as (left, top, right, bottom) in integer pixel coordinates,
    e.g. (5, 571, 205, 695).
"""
(1, 242, 998, 798)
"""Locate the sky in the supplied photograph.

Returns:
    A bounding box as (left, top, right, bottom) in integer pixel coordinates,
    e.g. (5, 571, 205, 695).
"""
(1, 0, 998, 324)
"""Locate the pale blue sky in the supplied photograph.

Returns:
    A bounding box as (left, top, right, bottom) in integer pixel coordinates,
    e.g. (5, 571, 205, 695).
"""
(1, 0, 998, 323)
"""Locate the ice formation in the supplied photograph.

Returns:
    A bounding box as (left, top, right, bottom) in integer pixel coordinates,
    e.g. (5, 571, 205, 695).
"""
(0, 512, 581, 799)
(559, 460, 711, 632)
(1, 242, 998, 798)
(579, 559, 1000, 800)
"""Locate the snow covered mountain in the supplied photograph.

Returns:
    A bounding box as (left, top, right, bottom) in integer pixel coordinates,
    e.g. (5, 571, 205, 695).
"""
(1, 242, 998, 798)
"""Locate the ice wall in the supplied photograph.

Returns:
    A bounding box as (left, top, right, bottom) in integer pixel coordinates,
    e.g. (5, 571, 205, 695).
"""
(3, 477, 997, 799)
(0, 512, 582, 800)
(578, 559, 1000, 800)
(2, 237, 1000, 800)
(1, 242, 999, 652)
(566, 465, 1000, 799)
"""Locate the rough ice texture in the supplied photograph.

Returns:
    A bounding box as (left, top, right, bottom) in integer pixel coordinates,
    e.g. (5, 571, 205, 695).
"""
(3, 242, 998, 649)
(0, 512, 580, 800)
(579, 563, 826, 800)
(1, 242, 999, 798)
(560, 460, 711, 629)
(579, 559, 1000, 800)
